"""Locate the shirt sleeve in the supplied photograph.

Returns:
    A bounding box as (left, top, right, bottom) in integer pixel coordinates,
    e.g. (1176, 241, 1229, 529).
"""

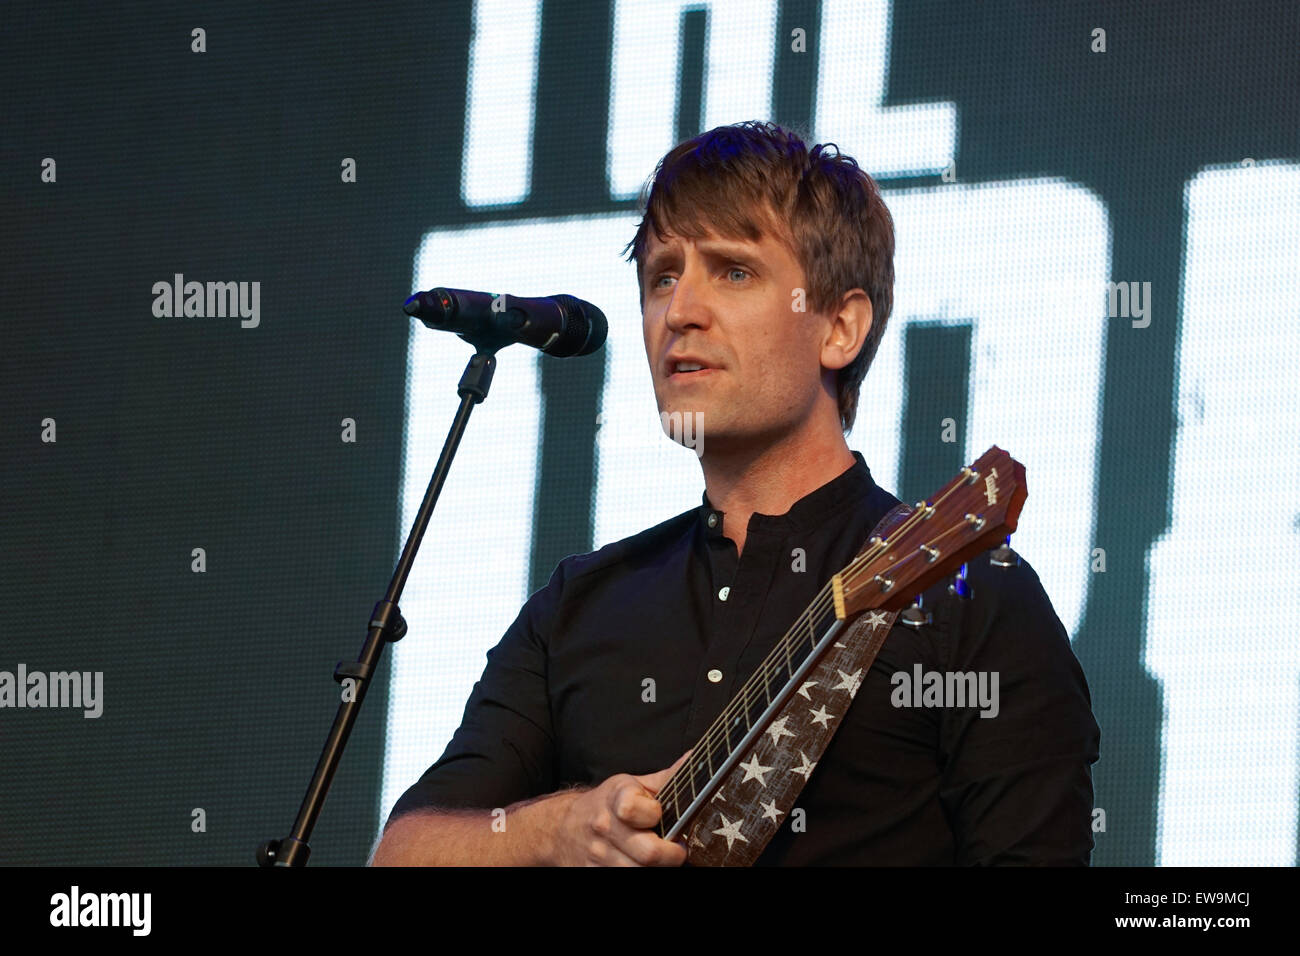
(936, 554, 1101, 865)
(384, 564, 564, 826)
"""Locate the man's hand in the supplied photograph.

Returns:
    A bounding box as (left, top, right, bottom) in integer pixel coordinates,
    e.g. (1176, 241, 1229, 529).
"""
(370, 752, 696, 866)
(551, 750, 692, 866)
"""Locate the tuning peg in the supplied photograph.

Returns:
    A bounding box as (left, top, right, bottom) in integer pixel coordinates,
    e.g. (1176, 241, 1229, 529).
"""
(948, 562, 972, 599)
(900, 592, 932, 629)
(990, 536, 1020, 567)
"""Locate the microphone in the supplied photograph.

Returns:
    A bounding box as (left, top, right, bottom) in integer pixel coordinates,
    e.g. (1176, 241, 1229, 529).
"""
(403, 287, 607, 357)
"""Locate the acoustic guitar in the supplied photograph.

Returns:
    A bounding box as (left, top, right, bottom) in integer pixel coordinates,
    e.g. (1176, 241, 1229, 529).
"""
(653, 446, 1027, 865)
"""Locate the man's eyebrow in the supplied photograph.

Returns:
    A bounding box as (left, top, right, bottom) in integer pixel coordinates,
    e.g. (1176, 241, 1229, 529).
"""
(641, 247, 672, 275)
(642, 238, 763, 275)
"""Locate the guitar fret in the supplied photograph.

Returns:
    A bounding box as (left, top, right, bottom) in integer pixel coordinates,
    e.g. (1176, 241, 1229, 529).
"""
(747, 690, 765, 736)
(730, 704, 747, 754)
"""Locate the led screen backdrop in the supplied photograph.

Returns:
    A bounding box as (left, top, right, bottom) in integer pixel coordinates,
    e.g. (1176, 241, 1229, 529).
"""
(3, 0, 1297, 866)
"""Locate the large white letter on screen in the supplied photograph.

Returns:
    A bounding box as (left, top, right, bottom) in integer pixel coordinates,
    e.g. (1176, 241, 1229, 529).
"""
(849, 179, 1109, 639)
(462, 0, 542, 206)
(608, 0, 778, 199)
(815, 0, 957, 177)
(1146, 162, 1300, 866)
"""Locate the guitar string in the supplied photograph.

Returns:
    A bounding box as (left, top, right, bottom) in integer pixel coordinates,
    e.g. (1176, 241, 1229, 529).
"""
(653, 484, 962, 813)
(654, 489, 952, 819)
(652, 520, 905, 818)
(652, 584, 844, 825)
(654, 485, 975, 821)
(655, 470, 993, 826)
(658, 512, 985, 820)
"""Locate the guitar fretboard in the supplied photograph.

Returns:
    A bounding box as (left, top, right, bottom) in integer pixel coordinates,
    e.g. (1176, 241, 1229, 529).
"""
(648, 447, 1025, 861)
(655, 581, 845, 839)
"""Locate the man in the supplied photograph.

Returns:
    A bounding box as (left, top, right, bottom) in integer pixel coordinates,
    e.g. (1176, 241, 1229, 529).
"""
(371, 121, 1100, 866)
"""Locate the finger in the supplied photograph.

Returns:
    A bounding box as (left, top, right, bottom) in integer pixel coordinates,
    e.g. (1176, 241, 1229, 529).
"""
(586, 819, 649, 867)
(634, 749, 693, 796)
(611, 783, 666, 828)
(615, 828, 689, 867)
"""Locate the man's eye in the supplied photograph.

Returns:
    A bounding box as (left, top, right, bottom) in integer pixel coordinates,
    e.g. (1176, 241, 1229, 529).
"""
(727, 267, 750, 282)
(653, 274, 675, 289)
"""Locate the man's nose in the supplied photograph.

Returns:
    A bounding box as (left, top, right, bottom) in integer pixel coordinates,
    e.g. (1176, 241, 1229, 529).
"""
(663, 266, 711, 334)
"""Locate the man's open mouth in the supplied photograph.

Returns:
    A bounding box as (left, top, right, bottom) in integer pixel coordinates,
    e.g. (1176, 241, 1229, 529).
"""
(665, 356, 719, 379)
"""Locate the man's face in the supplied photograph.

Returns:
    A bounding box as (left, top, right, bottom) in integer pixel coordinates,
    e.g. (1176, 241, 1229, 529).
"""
(640, 222, 832, 453)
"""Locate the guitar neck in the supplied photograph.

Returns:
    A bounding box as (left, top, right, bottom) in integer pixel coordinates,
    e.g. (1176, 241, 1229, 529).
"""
(655, 580, 848, 841)
(653, 446, 1026, 847)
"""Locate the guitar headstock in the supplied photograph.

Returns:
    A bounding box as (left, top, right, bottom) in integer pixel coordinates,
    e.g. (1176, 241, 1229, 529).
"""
(833, 446, 1027, 616)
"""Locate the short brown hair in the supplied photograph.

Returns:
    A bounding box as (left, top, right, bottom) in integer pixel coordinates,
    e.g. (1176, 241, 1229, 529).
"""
(623, 120, 895, 433)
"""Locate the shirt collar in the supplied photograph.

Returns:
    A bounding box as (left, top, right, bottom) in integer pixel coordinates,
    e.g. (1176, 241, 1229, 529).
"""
(698, 450, 878, 538)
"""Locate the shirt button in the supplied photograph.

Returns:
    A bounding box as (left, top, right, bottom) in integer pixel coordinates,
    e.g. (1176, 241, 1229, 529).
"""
(707, 669, 723, 683)
(718, 586, 730, 601)
(707, 512, 718, 529)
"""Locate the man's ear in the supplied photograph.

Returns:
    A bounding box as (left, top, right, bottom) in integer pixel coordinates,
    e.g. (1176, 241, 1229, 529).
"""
(821, 289, 872, 371)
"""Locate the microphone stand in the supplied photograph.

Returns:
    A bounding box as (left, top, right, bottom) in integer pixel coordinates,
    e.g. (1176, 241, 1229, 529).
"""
(258, 319, 516, 866)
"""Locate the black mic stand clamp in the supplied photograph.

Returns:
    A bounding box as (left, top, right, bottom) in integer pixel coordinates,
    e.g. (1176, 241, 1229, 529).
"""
(257, 335, 503, 866)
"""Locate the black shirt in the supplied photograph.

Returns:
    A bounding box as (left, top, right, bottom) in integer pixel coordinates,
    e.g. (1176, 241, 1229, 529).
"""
(387, 452, 1101, 864)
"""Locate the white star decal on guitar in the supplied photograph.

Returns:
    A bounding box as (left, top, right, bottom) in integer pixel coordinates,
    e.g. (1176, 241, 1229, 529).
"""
(833, 668, 864, 698)
(808, 703, 833, 727)
(764, 715, 796, 746)
(760, 799, 782, 823)
(712, 814, 748, 850)
(866, 610, 889, 629)
(789, 751, 817, 779)
(738, 753, 774, 786)
(797, 680, 818, 700)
